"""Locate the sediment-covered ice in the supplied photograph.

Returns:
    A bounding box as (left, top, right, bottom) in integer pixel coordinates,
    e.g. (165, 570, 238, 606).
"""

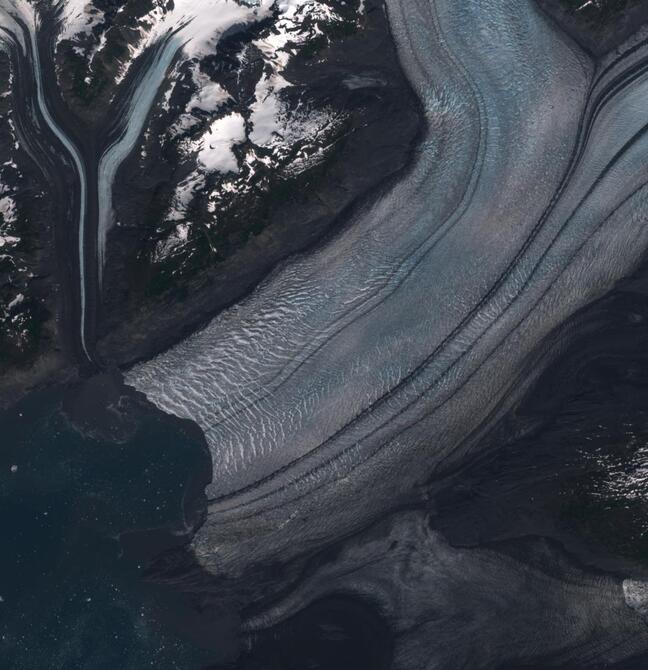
(244, 513, 648, 669)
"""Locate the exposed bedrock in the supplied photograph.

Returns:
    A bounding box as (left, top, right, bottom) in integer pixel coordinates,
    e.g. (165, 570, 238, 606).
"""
(0, 0, 86, 398)
(127, 0, 648, 576)
(97, 0, 421, 368)
(0, 0, 422, 403)
(537, 0, 648, 56)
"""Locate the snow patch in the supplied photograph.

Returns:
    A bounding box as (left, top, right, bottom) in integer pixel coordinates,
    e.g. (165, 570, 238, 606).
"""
(7, 292, 23, 310)
(56, 0, 105, 43)
(166, 173, 206, 222)
(197, 113, 247, 173)
(249, 74, 289, 146)
(188, 68, 231, 114)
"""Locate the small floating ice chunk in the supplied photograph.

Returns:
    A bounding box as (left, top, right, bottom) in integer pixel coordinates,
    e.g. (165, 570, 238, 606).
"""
(7, 293, 24, 311)
(0, 235, 20, 248)
(0, 195, 17, 224)
(343, 74, 386, 90)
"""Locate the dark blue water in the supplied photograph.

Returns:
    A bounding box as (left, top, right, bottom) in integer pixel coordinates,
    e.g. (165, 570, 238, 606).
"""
(0, 378, 234, 670)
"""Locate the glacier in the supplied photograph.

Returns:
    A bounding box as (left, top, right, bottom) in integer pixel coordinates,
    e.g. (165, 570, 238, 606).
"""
(126, 0, 648, 579)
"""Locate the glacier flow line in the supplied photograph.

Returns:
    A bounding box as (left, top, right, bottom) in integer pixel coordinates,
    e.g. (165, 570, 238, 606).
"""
(96, 25, 189, 289)
(27, 19, 91, 361)
(0, 4, 91, 361)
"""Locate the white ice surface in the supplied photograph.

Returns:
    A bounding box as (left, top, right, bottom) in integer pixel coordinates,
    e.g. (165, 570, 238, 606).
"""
(197, 113, 247, 173)
(55, 0, 104, 43)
